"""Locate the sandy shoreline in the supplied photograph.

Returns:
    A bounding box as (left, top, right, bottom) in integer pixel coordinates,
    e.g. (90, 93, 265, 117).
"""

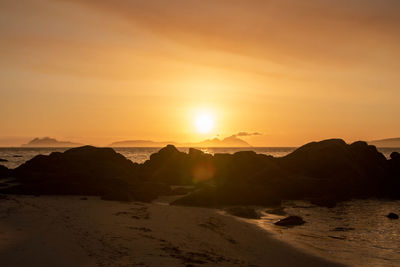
(0, 195, 343, 267)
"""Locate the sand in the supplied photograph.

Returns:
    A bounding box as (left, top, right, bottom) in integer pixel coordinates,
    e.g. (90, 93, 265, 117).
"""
(0, 195, 344, 267)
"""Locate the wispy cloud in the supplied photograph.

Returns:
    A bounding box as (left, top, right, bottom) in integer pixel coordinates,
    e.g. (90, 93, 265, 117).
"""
(232, 132, 262, 138)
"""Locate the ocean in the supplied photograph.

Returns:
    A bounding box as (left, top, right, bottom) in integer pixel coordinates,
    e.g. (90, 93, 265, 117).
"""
(1, 146, 400, 266)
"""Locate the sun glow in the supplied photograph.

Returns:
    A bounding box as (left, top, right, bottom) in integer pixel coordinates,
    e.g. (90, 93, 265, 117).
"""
(195, 112, 214, 134)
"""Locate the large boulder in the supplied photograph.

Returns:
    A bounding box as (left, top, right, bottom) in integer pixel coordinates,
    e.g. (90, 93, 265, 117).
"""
(173, 139, 394, 207)
(12, 146, 138, 181)
(384, 152, 400, 197)
(3, 146, 158, 201)
(278, 139, 388, 200)
(142, 145, 215, 185)
(0, 165, 9, 178)
(141, 145, 190, 185)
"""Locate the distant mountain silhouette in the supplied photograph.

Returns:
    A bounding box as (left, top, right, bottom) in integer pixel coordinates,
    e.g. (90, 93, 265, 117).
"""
(369, 138, 400, 147)
(22, 137, 83, 147)
(109, 136, 251, 147)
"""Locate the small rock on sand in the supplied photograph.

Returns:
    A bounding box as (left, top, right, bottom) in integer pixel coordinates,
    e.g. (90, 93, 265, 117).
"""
(274, 216, 305, 226)
(387, 213, 399, 219)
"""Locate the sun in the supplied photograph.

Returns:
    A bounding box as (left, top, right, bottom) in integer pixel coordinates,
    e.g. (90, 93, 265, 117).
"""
(195, 112, 214, 134)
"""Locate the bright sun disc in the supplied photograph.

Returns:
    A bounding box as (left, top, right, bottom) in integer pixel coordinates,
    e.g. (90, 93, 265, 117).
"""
(195, 113, 214, 134)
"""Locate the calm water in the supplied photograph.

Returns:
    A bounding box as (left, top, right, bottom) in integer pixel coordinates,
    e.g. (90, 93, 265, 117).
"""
(257, 199, 400, 266)
(1, 146, 400, 266)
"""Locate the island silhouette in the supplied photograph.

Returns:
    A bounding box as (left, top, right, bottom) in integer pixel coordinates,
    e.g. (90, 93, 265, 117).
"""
(22, 137, 83, 148)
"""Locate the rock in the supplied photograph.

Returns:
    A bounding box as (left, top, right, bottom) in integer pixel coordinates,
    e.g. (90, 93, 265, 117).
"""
(390, 152, 400, 160)
(265, 206, 286, 216)
(2, 146, 159, 202)
(279, 139, 388, 200)
(169, 187, 192, 195)
(226, 206, 260, 219)
(142, 145, 192, 185)
(0, 158, 8, 162)
(12, 146, 139, 181)
(274, 216, 305, 226)
(0, 165, 9, 178)
(332, 227, 355, 232)
(387, 213, 399, 219)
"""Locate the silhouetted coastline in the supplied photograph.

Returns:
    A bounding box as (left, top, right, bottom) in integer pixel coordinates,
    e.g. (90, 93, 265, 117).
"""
(1, 139, 399, 207)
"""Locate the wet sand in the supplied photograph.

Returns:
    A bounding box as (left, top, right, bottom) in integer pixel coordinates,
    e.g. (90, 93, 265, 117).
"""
(0, 195, 343, 266)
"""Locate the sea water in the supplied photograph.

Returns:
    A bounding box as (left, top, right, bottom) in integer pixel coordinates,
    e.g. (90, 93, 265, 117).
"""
(257, 199, 400, 266)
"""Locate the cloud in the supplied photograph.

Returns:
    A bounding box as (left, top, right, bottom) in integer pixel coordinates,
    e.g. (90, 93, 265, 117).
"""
(232, 132, 261, 138)
(68, 0, 400, 67)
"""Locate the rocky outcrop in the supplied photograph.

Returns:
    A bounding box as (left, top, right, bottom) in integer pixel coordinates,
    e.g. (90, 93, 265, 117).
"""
(141, 146, 214, 185)
(277, 139, 389, 201)
(174, 139, 395, 207)
(0, 165, 9, 178)
(274, 216, 305, 226)
(0, 158, 8, 162)
(3, 139, 400, 206)
(3, 146, 158, 201)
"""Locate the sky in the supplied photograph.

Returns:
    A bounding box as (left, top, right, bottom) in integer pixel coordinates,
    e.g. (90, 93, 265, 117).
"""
(1, 0, 399, 146)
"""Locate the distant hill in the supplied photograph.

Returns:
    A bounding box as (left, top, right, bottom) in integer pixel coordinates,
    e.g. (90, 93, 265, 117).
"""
(110, 136, 251, 148)
(22, 137, 83, 148)
(369, 138, 400, 147)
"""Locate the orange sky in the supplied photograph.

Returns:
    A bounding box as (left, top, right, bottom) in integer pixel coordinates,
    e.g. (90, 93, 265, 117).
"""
(1, 0, 400, 146)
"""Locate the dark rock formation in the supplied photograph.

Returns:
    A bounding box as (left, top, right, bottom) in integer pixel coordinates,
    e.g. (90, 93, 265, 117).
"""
(391, 152, 400, 160)
(279, 139, 388, 200)
(0, 165, 9, 178)
(3, 146, 159, 201)
(226, 206, 260, 219)
(174, 139, 394, 207)
(387, 213, 399, 219)
(0, 158, 8, 162)
(169, 187, 193, 195)
(386, 151, 400, 198)
(13, 145, 138, 180)
(3, 139, 400, 206)
(141, 146, 214, 185)
(274, 216, 305, 226)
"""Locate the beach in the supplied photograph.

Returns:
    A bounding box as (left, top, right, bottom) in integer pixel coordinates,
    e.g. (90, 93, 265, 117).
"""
(0, 195, 342, 267)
